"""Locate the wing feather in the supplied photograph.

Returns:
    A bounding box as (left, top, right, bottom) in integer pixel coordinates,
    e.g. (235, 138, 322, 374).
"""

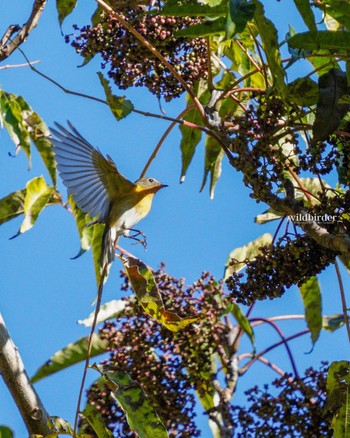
(50, 122, 135, 221)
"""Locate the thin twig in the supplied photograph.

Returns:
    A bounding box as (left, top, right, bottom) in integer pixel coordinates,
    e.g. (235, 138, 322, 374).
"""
(334, 259, 350, 342)
(249, 317, 299, 377)
(140, 104, 195, 177)
(73, 263, 108, 435)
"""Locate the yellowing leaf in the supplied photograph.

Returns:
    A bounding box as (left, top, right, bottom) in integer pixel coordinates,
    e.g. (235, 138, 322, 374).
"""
(159, 309, 200, 332)
(121, 256, 199, 332)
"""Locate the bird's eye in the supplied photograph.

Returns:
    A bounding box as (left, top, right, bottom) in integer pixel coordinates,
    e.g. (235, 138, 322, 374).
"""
(148, 178, 154, 183)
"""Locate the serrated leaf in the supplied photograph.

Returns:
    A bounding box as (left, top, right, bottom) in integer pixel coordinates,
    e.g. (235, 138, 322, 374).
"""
(121, 255, 199, 332)
(224, 233, 273, 279)
(0, 426, 14, 438)
(231, 302, 255, 351)
(98, 73, 134, 121)
(78, 299, 131, 326)
(299, 276, 322, 345)
(56, 0, 77, 26)
(253, 1, 287, 96)
(92, 364, 169, 438)
(325, 361, 350, 437)
(200, 136, 224, 199)
(322, 313, 344, 332)
(31, 334, 108, 383)
(80, 405, 113, 438)
(10, 176, 60, 238)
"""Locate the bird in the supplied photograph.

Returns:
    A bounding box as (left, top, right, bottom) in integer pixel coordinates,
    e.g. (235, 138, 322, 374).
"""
(50, 121, 167, 267)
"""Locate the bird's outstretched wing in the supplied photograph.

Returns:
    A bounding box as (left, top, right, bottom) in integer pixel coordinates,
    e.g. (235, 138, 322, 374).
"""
(50, 121, 135, 221)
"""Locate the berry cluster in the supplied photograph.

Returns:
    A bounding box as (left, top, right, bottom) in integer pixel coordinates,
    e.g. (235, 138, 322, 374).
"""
(231, 363, 332, 437)
(81, 268, 231, 437)
(67, 3, 208, 101)
(226, 235, 338, 305)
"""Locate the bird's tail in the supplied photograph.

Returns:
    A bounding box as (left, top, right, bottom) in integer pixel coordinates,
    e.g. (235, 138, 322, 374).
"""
(100, 225, 117, 267)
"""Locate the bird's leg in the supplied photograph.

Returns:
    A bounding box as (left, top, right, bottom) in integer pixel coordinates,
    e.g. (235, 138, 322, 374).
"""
(125, 228, 148, 249)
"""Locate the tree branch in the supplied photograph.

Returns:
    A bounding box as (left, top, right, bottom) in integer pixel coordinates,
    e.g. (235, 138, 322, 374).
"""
(0, 313, 51, 436)
(0, 0, 47, 61)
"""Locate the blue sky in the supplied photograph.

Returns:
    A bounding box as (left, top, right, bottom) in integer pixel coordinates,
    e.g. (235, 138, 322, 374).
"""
(0, 1, 349, 436)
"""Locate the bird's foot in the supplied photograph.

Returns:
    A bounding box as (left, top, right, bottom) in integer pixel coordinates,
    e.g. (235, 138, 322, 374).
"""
(125, 228, 147, 249)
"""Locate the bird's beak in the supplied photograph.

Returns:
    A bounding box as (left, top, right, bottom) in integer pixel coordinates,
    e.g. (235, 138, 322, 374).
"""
(160, 184, 168, 189)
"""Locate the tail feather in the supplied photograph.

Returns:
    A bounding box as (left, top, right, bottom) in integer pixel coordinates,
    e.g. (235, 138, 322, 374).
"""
(100, 225, 117, 267)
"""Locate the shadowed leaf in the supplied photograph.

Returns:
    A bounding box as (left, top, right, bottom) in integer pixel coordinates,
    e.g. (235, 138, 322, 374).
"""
(0, 426, 14, 438)
(326, 361, 350, 437)
(80, 404, 113, 438)
(299, 276, 322, 345)
(322, 314, 344, 332)
(231, 302, 255, 351)
(200, 136, 224, 199)
(92, 364, 169, 438)
(56, 0, 77, 26)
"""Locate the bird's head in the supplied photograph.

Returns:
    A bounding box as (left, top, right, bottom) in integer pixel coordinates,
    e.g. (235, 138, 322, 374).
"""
(135, 177, 168, 193)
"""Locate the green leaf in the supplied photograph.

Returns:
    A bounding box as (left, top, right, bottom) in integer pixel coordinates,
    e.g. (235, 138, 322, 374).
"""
(231, 302, 255, 351)
(0, 91, 57, 184)
(48, 416, 74, 436)
(0, 426, 14, 438)
(180, 107, 204, 182)
(287, 77, 319, 107)
(299, 276, 322, 345)
(326, 361, 350, 437)
(253, 0, 287, 96)
(78, 299, 132, 326)
(224, 233, 273, 278)
(0, 189, 26, 225)
(56, 0, 77, 26)
(226, 0, 255, 38)
(255, 208, 283, 224)
(288, 30, 350, 51)
(31, 334, 108, 383)
(98, 73, 134, 121)
(176, 17, 226, 37)
(200, 136, 224, 199)
(92, 364, 169, 438)
(322, 313, 344, 332)
(92, 222, 106, 286)
(69, 195, 95, 259)
(322, 0, 350, 29)
(10, 176, 60, 238)
(0, 90, 31, 161)
(293, 0, 317, 33)
(161, 0, 227, 17)
(80, 404, 113, 438)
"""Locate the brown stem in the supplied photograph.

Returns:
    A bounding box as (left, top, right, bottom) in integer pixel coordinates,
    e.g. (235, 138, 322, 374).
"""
(0, 0, 47, 61)
(334, 259, 350, 342)
(0, 313, 51, 436)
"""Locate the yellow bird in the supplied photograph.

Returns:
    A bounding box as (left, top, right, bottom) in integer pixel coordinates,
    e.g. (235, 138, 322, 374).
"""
(50, 122, 167, 267)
